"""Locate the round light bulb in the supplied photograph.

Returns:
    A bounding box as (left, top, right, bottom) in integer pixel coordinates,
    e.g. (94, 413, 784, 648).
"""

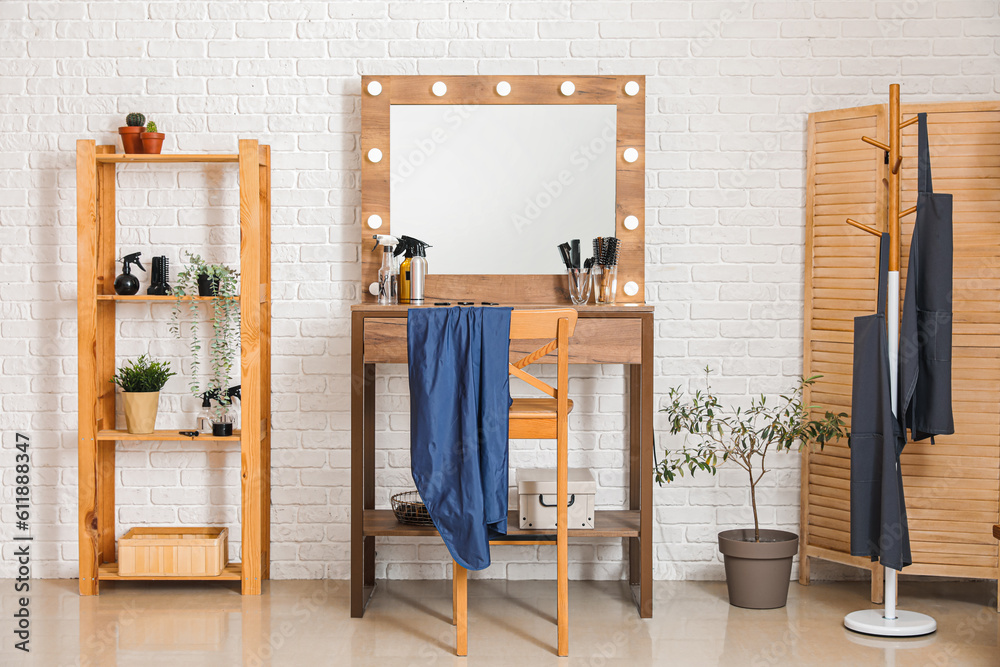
(496, 81, 511, 97)
(624, 80, 640, 96)
(369, 282, 380, 296)
(367, 81, 382, 96)
(624, 281, 639, 297)
(432, 81, 447, 96)
(560, 80, 575, 96)
(623, 215, 639, 231)
(367, 148, 383, 163)
(367, 214, 383, 230)
(623, 147, 639, 163)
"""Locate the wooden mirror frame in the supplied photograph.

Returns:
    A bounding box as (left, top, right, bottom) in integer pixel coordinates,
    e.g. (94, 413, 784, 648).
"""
(360, 75, 646, 304)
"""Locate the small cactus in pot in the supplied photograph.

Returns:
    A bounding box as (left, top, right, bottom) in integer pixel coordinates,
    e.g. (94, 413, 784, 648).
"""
(141, 120, 165, 155)
(119, 112, 147, 154)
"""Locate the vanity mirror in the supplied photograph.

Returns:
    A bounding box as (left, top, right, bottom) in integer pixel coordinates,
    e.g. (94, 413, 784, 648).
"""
(361, 75, 645, 303)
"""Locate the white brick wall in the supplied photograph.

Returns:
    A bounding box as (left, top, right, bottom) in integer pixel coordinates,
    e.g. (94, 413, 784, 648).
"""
(0, 0, 996, 581)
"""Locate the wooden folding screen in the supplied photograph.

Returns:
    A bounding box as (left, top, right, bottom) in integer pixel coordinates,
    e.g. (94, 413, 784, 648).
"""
(800, 101, 1000, 605)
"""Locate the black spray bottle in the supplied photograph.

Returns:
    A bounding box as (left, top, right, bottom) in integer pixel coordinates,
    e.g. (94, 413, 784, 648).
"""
(114, 252, 145, 295)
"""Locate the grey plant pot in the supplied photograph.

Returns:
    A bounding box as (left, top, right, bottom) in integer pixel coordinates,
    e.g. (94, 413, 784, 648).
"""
(718, 529, 799, 609)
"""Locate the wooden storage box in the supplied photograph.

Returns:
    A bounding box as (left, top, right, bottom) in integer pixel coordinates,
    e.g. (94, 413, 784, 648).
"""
(118, 527, 228, 578)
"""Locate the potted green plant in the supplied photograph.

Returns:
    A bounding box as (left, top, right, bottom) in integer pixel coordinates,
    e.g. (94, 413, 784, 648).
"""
(171, 252, 240, 436)
(118, 113, 145, 154)
(109, 355, 176, 434)
(656, 369, 847, 609)
(141, 120, 165, 154)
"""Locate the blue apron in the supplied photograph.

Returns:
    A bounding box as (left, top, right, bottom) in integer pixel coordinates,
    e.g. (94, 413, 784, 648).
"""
(407, 307, 512, 571)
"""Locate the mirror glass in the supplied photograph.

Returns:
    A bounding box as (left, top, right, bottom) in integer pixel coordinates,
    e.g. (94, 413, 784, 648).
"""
(390, 105, 617, 275)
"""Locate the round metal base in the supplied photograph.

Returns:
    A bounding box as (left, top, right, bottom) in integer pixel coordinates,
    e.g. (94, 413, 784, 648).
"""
(844, 609, 937, 637)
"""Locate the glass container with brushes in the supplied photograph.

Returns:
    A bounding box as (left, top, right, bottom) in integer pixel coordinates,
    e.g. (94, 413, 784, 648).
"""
(558, 238, 592, 305)
(593, 236, 621, 305)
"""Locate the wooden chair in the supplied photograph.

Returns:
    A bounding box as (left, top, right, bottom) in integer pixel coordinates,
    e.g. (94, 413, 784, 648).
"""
(452, 308, 578, 657)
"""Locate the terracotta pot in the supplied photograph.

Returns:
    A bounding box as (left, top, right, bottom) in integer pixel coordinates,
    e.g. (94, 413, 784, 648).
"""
(118, 126, 145, 154)
(141, 132, 165, 155)
(718, 529, 798, 609)
(122, 391, 160, 434)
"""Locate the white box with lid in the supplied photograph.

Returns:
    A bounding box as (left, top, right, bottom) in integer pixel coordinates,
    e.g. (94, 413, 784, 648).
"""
(516, 468, 596, 530)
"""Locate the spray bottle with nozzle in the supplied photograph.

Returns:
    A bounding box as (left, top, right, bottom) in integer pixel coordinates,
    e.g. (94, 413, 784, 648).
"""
(115, 252, 145, 295)
(371, 235, 399, 305)
(394, 236, 431, 305)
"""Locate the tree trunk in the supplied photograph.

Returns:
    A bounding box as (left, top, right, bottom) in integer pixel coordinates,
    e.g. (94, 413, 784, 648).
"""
(748, 466, 760, 542)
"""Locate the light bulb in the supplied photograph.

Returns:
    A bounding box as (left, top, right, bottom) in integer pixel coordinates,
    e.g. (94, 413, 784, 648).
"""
(560, 81, 575, 96)
(367, 148, 382, 163)
(432, 81, 447, 96)
(367, 214, 383, 229)
(367, 81, 382, 96)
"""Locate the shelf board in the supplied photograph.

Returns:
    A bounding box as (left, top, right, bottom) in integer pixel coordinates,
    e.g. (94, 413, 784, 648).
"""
(95, 153, 239, 164)
(97, 295, 220, 302)
(97, 429, 241, 442)
(364, 509, 639, 538)
(98, 561, 242, 581)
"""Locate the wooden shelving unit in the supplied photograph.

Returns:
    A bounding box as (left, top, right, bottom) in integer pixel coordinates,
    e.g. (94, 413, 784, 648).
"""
(77, 140, 271, 595)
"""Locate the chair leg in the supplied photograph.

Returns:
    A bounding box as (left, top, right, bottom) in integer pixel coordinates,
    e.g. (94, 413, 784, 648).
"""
(557, 425, 569, 656)
(453, 560, 467, 656)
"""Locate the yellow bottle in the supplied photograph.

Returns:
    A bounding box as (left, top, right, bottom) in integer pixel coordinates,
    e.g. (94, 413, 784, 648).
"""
(399, 256, 412, 304)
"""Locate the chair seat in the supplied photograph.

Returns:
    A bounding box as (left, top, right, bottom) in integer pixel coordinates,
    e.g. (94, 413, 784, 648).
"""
(509, 398, 574, 418)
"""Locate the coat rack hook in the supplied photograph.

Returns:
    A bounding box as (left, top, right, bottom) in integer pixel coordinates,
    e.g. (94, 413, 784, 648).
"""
(846, 218, 882, 237)
(900, 115, 919, 129)
(900, 206, 916, 219)
(862, 136, 890, 152)
(891, 156, 903, 175)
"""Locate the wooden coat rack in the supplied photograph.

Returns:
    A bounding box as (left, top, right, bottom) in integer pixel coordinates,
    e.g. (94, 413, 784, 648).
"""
(839, 84, 937, 636)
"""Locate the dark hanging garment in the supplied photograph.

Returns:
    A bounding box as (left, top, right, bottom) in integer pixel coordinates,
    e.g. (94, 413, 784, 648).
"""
(407, 306, 512, 571)
(898, 113, 955, 442)
(850, 234, 912, 571)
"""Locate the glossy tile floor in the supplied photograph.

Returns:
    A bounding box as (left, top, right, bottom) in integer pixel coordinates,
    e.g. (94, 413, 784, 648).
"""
(2, 578, 997, 666)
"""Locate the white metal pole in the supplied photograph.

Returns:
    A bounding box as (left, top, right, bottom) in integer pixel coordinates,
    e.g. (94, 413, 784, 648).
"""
(885, 271, 900, 621)
(844, 270, 934, 636)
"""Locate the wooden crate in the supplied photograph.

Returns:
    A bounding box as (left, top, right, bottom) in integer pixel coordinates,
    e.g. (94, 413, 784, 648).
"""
(118, 527, 228, 578)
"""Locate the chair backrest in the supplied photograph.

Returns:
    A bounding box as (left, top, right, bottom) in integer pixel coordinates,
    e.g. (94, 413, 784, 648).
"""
(508, 309, 577, 399)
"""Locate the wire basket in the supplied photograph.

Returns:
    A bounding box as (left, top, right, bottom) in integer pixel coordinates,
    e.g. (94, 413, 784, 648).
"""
(391, 490, 434, 526)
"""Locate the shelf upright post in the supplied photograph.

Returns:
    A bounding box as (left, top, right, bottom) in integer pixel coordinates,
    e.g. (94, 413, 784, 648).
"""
(77, 139, 100, 595)
(238, 139, 264, 595)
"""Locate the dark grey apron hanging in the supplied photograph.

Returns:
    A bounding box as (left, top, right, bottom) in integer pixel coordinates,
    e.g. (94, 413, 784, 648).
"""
(850, 233, 911, 571)
(898, 113, 955, 441)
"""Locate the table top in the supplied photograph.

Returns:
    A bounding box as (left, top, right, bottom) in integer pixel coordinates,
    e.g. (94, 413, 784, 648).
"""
(352, 303, 654, 314)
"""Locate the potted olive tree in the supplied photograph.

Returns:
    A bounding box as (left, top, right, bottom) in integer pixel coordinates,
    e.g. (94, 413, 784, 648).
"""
(110, 355, 176, 434)
(657, 370, 847, 609)
(171, 252, 240, 435)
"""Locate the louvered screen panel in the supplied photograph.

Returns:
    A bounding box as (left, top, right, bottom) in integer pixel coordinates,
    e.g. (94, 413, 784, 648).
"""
(897, 105, 1000, 577)
(802, 106, 885, 557)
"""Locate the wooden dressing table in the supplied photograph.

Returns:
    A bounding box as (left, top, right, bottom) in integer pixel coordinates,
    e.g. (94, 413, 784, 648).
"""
(350, 303, 654, 618)
(352, 74, 652, 626)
